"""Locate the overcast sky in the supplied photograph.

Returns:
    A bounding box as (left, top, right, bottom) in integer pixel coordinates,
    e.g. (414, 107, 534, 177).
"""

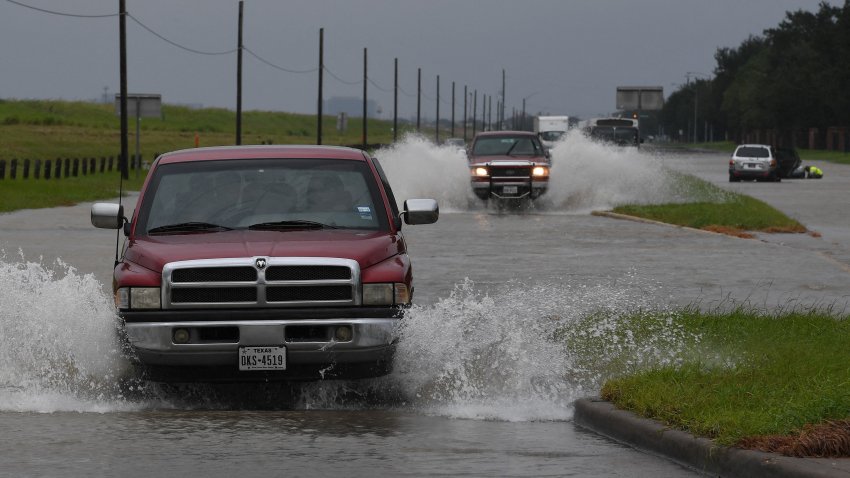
(0, 0, 840, 121)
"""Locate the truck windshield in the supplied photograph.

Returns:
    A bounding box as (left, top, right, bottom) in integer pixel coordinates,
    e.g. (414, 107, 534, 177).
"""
(472, 136, 543, 156)
(136, 158, 389, 234)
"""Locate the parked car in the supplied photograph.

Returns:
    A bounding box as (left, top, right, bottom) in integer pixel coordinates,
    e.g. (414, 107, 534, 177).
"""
(91, 145, 438, 382)
(467, 131, 551, 201)
(729, 144, 782, 182)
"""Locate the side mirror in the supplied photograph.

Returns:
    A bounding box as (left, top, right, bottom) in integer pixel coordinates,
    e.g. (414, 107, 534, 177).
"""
(91, 202, 125, 230)
(402, 199, 439, 225)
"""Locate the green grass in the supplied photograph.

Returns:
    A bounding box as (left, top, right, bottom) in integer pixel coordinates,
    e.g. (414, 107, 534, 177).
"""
(0, 98, 410, 161)
(613, 174, 806, 234)
(0, 170, 145, 213)
(797, 149, 850, 165)
(0, 98, 418, 212)
(598, 309, 850, 446)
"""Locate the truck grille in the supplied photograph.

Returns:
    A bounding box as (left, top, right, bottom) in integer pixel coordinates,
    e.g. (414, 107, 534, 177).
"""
(491, 167, 530, 177)
(162, 258, 360, 309)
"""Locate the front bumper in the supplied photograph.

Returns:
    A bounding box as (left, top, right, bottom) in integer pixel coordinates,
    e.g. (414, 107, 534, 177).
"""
(471, 180, 548, 199)
(729, 166, 777, 179)
(120, 309, 401, 381)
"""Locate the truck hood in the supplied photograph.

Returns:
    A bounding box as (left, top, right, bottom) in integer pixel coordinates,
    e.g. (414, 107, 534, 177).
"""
(468, 155, 548, 166)
(124, 229, 403, 274)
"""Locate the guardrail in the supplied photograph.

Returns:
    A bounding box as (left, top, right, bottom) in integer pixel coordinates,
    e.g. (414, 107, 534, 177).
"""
(0, 154, 153, 180)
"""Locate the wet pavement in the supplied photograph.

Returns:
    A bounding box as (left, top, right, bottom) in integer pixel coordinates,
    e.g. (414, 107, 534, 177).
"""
(1, 146, 848, 477)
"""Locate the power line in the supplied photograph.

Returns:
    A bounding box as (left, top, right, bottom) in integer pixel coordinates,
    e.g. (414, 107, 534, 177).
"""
(323, 65, 361, 86)
(127, 13, 237, 56)
(4, 0, 117, 18)
(367, 77, 393, 93)
(243, 46, 317, 74)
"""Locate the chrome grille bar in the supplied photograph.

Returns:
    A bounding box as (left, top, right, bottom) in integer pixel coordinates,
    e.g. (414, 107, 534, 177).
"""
(162, 257, 361, 309)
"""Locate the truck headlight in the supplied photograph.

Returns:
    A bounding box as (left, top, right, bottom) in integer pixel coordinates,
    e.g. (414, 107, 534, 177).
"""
(363, 283, 410, 305)
(532, 166, 549, 177)
(116, 287, 161, 310)
(472, 167, 489, 177)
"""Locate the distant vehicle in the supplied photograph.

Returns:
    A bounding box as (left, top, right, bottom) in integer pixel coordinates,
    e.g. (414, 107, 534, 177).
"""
(467, 131, 551, 201)
(582, 117, 641, 148)
(729, 144, 782, 182)
(533, 116, 570, 149)
(90, 145, 439, 382)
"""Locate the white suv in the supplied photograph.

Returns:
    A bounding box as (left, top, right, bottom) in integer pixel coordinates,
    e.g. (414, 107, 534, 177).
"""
(729, 144, 780, 182)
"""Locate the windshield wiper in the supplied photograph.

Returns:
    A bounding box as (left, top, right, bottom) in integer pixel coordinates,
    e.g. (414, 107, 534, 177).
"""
(248, 220, 340, 231)
(147, 222, 233, 235)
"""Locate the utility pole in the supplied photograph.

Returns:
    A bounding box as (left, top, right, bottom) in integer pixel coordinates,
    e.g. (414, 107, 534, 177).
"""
(362, 47, 367, 149)
(435, 75, 440, 144)
(451, 81, 455, 138)
(501, 68, 506, 130)
(416, 68, 421, 132)
(236, 1, 243, 145)
(317, 28, 323, 145)
(393, 58, 398, 143)
(463, 85, 468, 141)
(118, 0, 128, 180)
(472, 89, 477, 136)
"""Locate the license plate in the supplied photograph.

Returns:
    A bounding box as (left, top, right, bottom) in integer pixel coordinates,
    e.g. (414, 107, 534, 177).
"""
(502, 186, 518, 194)
(239, 346, 287, 371)
(745, 163, 760, 169)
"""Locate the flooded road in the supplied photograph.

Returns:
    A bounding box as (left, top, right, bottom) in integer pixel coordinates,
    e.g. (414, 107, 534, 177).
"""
(1, 136, 848, 476)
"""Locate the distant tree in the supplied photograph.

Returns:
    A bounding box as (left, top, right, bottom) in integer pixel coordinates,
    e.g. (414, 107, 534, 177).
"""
(664, 1, 850, 145)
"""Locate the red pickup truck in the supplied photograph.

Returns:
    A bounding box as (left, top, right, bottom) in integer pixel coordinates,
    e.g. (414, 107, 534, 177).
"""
(467, 131, 551, 201)
(91, 145, 438, 382)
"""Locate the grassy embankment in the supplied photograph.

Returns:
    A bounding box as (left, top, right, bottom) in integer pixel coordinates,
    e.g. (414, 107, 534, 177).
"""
(582, 308, 850, 455)
(0, 98, 409, 213)
(612, 172, 806, 238)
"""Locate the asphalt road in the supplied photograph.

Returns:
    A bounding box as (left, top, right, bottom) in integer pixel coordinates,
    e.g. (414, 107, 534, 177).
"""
(0, 146, 847, 477)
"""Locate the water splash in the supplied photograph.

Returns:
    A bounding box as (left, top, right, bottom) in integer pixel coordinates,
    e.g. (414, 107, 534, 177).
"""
(375, 132, 714, 215)
(297, 273, 701, 421)
(0, 252, 700, 419)
(540, 131, 674, 213)
(0, 253, 150, 413)
(374, 133, 475, 212)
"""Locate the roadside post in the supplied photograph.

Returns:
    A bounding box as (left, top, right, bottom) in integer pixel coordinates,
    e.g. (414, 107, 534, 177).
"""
(114, 93, 162, 178)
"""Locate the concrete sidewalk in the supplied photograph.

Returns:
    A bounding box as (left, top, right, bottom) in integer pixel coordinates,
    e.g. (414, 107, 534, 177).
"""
(574, 398, 850, 477)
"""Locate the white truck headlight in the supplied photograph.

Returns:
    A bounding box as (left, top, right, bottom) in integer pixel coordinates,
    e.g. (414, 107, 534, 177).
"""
(116, 287, 161, 310)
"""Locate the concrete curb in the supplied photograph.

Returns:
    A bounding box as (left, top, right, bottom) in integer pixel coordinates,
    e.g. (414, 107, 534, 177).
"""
(590, 210, 747, 239)
(573, 398, 850, 477)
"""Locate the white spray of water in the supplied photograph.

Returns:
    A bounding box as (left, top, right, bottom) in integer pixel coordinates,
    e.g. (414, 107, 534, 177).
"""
(0, 253, 701, 418)
(298, 273, 701, 422)
(376, 132, 697, 215)
(374, 134, 476, 212)
(541, 131, 675, 213)
(0, 253, 147, 413)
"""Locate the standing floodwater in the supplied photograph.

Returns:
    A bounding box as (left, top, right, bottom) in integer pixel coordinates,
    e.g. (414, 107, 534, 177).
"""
(6, 144, 837, 476)
(0, 252, 700, 419)
(375, 132, 709, 215)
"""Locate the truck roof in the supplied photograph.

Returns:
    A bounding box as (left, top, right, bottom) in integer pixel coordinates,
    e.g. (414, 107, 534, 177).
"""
(156, 145, 368, 165)
(473, 130, 537, 138)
